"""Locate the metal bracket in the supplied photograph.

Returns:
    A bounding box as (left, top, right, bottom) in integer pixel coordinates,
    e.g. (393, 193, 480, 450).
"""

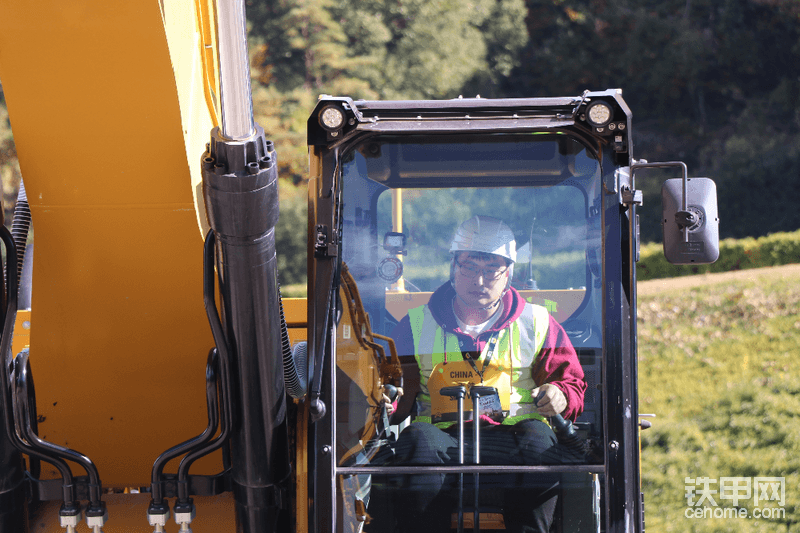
(675, 208, 701, 230)
(314, 225, 338, 258)
(621, 187, 643, 207)
(571, 89, 590, 120)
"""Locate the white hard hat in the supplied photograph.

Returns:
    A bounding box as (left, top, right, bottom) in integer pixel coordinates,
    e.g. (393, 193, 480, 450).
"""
(449, 215, 516, 263)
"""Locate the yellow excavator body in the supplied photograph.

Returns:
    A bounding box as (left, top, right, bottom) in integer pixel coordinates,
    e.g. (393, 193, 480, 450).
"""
(0, 1, 312, 530)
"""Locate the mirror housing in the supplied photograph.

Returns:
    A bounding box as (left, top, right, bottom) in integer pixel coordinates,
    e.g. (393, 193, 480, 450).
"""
(661, 177, 719, 264)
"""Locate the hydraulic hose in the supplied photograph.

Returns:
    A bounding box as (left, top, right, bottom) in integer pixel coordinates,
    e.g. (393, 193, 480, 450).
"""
(0, 225, 104, 518)
(175, 353, 231, 502)
(147, 230, 240, 532)
(0, 228, 24, 460)
(0, 225, 26, 532)
(0, 227, 17, 365)
(0, 201, 94, 527)
(0, 340, 78, 514)
(9, 351, 79, 512)
(149, 229, 237, 507)
(13, 350, 104, 508)
(149, 229, 238, 510)
(11, 408, 79, 511)
(149, 348, 220, 506)
(22, 355, 40, 480)
(202, 229, 234, 440)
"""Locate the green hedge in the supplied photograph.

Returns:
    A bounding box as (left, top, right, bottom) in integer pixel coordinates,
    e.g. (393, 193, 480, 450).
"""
(637, 229, 800, 281)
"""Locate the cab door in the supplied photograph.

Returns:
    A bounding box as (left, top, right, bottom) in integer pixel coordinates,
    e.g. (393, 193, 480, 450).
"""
(309, 129, 617, 533)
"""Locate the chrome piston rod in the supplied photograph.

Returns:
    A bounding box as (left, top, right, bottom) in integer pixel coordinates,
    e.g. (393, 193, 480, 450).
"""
(215, 0, 255, 141)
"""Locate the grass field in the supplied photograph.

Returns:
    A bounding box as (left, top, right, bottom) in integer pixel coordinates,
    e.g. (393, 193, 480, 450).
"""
(638, 266, 800, 532)
(284, 264, 799, 530)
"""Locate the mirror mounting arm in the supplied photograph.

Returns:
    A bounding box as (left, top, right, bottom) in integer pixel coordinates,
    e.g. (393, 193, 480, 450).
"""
(630, 161, 689, 241)
(675, 210, 700, 229)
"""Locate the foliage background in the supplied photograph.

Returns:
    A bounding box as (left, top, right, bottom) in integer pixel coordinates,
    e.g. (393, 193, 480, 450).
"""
(2, 0, 799, 284)
(250, 0, 800, 286)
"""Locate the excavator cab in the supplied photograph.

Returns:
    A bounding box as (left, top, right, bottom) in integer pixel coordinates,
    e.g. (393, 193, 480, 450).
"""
(304, 92, 666, 533)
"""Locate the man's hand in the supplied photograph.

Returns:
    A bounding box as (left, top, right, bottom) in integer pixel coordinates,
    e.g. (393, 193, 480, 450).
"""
(381, 385, 403, 415)
(532, 384, 566, 417)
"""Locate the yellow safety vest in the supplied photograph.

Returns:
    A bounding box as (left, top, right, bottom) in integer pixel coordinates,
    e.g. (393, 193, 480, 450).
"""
(408, 302, 551, 426)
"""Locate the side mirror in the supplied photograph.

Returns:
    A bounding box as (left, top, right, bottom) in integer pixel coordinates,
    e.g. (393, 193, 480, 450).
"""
(661, 177, 719, 264)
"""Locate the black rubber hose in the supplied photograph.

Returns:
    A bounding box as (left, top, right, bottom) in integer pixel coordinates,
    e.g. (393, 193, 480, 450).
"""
(280, 287, 307, 399)
(308, 284, 334, 421)
(25, 355, 40, 479)
(169, 229, 238, 503)
(10, 352, 78, 510)
(11, 398, 79, 512)
(149, 348, 220, 505)
(173, 348, 225, 501)
(202, 230, 234, 435)
(10, 179, 31, 284)
(0, 227, 17, 363)
(14, 350, 104, 506)
(176, 357, 230, 502)
(0, 229, 25, 460)
(0, 231, 69, 512)
(0, 220, 81, 518)
(149, 230, 236, 506)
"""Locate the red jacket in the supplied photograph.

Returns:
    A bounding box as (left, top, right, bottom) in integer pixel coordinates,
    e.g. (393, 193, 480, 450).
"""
(391, 282, 586, 421)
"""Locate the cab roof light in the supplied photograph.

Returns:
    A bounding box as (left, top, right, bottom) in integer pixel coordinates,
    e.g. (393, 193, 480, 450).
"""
(319, 105, 345, 131)
(585, 101, 613, 128)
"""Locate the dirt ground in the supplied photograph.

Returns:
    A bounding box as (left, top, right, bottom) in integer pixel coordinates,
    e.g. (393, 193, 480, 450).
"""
(637, 263, 800, 296)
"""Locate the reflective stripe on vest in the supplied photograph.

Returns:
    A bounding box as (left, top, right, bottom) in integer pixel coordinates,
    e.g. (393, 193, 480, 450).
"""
(409, 302, 551, 424)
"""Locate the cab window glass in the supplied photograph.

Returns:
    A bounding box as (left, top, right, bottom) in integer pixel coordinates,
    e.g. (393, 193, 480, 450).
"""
(334, 134, 605, 532)
(339, 135, 602, 333)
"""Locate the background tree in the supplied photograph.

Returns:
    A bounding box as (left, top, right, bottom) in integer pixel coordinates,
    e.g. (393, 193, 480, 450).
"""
(510, 0, 800, 241)
(0, 90, 21, 226)
(1, 0, 799, 285)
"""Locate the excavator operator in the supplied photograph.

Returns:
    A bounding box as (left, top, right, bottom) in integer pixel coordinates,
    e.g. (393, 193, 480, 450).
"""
(368, 215, 586, 533)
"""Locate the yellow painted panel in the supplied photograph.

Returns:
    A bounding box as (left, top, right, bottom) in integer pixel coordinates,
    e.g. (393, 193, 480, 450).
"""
(28, 206, 221, 485)
(0, 0, 222, 486)
(11, 310, 31, 358)
(283, 297, 308, 326)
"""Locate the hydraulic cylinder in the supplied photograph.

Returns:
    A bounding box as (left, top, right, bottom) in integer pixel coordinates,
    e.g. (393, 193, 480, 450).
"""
(202, 124, 289, 533)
